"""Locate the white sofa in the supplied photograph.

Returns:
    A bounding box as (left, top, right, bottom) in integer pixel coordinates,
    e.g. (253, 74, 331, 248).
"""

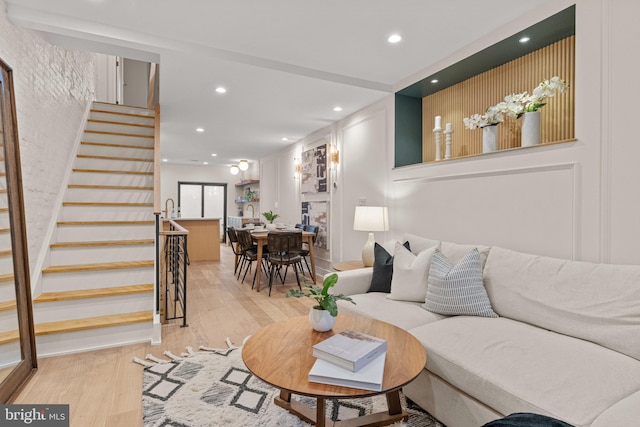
(329, 236, 640, 427)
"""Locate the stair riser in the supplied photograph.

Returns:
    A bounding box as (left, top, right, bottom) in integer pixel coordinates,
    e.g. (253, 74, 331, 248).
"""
(56, 224, 155, 241)
(89, 111, 155, 126)
(83, 132, 154, 147)
(92, 102, 154, 117)
(0, 342, 20, 369)
(36, 321, 153, 358)
(86, 122, 154, 137)
(0, 284, 16, 302)
(69, 172, 153, 187)
(60, 206, 154, 222)
(34, 293, 153, 324)
(49, 245, 155, 265)
(73, 157, 154, 173)
(0, 198, 7, 210)
(79, 144, 153, 159)
(0, 216, 10, 229)
(0, 311, 19, 332)
(65, 188, 153, 203)
(0, 257, 14, 271)
(41, 267, 154, 292)
(0, 234, 10, 251)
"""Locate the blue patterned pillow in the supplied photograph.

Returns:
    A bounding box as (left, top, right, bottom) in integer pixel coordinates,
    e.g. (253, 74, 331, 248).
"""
(424, 248, 498, 318)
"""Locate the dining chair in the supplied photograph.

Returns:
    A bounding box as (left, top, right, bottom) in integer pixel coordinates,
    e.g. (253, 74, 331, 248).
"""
(300, 225, 319, 278)
(266, 231, 303, 296)
(295, 223, 305, 230)
(235, 229, 268, 286)
(226, 226, 244, 276)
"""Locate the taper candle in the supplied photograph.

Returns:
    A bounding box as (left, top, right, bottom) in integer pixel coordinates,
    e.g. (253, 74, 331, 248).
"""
(435, 116, 442, 129)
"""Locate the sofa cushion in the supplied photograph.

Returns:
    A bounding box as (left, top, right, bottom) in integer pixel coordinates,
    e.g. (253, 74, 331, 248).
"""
(424, 249, 498, 318)
(409, 317, 640, 427)
(388, 243, 437, 302)
(484, 246, 640, 361)
(441, 240, 491, 268)
(337, 293, 446, 330)
(591, 389, 640, 427)
(368, 241, 410, 293)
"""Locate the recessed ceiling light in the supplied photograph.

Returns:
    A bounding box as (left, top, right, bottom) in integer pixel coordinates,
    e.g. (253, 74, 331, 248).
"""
(196, 127, 204, 132)
(211, 153, 217, 157)
(282, 137, 289, 141)
(203, 161, 209, 165)
(519, 36, 531, 43)
(388, 34, 402, 44)
(431, 79, 439, 84)
(215, 87, 227, 94)
(333, 106, 343, 112)
(162, 158, 168, 162)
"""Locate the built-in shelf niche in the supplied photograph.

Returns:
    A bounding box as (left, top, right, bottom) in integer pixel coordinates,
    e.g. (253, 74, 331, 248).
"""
(395, 5, 575, 167)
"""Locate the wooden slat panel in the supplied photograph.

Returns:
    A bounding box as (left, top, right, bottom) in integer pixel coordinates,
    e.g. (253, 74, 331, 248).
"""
(422, 36, 575, 162)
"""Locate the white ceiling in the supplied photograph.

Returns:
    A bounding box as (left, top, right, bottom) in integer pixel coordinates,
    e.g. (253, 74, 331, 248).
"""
(6, 0, 548, 167)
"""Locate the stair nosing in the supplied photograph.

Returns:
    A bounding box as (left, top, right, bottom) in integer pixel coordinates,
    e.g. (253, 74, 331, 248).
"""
(87, 119, 154, 129)
(51, 239, 154, 248)
(76, 154, 153, 163)
(34, 311, 153, 336)
(90, 109, 155, 120)
(72, 169, 153, 176)
(67, 184, 154, 191)
(57, 220, 155, 226)
(84, 130, 154, 139)
(42, 260, 154, 274)
(81, 141, 154, 150)
(34, 284, 153, 303)
(62, 201, 153, 207)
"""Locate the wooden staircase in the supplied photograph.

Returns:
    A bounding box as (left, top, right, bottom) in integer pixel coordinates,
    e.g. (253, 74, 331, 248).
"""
(33, 102, 157, 357)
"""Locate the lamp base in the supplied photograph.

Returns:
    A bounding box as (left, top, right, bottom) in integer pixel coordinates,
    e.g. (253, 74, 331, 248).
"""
(361, 232, 376, 267)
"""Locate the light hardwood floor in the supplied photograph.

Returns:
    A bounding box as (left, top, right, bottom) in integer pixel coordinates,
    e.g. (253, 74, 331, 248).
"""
(13, 244, 316, 427)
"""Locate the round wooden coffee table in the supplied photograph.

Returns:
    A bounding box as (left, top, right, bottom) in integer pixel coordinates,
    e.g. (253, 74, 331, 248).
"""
(242, 315, 427, 427)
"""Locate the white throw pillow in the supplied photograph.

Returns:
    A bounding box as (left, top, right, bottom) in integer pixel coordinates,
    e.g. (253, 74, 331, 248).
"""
(423, 248, 498, 318)
(402, 233, 440, 254)
(388, 242, 437, 302)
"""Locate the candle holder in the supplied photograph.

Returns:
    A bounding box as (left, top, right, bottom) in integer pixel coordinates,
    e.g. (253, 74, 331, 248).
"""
(444, 126, 453, 160)
(433, 127, 442, 161)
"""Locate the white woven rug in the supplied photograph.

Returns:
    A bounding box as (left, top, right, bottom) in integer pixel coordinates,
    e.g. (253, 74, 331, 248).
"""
(133, 339, 443, 427)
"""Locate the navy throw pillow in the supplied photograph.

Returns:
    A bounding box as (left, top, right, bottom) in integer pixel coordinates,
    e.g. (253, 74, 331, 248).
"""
(368, 241, 410, 293)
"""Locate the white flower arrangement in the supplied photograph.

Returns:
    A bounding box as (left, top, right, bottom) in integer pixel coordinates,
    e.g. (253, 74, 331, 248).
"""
(501, 76, 569, 118)
(463, 105, 505, 130)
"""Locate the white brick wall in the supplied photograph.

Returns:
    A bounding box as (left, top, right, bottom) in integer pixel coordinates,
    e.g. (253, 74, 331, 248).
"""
(0, 0, 97, 276)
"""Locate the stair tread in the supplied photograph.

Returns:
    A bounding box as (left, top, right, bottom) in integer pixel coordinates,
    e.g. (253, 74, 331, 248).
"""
(0, 329, 19, 345)
(0, 273, 14, 284)
(72, 168, 153, 175)
(85, 130, 154, 139)
(81, 141, 154, 150)
(68, 184, 153, 190)
(0, 300, 16, 312)
(43, 260, 153, 274)
(87, 119, 154, 129)
(35, 311, 153, 336)
(90, 109, 155, 120)
(62, 201, 153, 206)
(57, 220, 154, 226)
(35, 284, 153, 303)
(51, 239, 154, 248)
(76, 154, 153, 162)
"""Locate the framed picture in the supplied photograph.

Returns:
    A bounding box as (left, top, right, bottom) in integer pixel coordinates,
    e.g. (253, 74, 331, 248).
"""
(301, 201, 328, 249)
(301, 144, 328, 194)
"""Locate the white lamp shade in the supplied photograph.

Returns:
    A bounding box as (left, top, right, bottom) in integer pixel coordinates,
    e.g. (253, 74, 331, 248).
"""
(353, 206, 389, 267)
(353, 206, 389, 232)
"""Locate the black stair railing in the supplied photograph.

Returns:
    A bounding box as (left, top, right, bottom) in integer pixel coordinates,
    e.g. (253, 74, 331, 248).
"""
(159, 220, 190, 327)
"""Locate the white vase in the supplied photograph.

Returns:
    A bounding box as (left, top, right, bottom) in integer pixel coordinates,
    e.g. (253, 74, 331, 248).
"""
(309, 308, 335, 332)
(521, 111, 541, 147)
(482, 125, 498, 153)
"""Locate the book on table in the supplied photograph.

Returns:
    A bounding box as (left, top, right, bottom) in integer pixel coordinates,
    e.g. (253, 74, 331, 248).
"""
(308, 352, 386, 391)
(312, 329, 387, 372)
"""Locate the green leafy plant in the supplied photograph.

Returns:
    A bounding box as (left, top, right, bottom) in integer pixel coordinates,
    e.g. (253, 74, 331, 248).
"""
(286, 273, 355, 317)
(261, 210, 279, 223)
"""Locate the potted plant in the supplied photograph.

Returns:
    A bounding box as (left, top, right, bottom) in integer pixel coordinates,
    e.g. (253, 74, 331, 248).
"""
(286, 273, 356, 331)
(262, 210, 279, 230)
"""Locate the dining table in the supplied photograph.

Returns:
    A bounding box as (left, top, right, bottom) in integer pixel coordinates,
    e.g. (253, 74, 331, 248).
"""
(250, 229, 317, 292)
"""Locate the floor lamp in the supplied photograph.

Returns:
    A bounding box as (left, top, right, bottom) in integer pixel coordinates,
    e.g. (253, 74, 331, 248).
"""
(353, 206, 389, 267)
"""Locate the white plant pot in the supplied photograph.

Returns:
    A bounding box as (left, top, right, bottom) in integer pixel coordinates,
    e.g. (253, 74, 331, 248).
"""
(266, 223, 277, 231)
(309, 308, 335, 332)
(482, 125, 498, 153)
(521, 111, 541, 147)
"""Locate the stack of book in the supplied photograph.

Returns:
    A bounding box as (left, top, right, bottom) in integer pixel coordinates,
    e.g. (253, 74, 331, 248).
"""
(308, 330, 387, 391)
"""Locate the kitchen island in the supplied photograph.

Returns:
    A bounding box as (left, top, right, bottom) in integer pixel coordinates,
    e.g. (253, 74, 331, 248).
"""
(163, 218, 221, 261)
